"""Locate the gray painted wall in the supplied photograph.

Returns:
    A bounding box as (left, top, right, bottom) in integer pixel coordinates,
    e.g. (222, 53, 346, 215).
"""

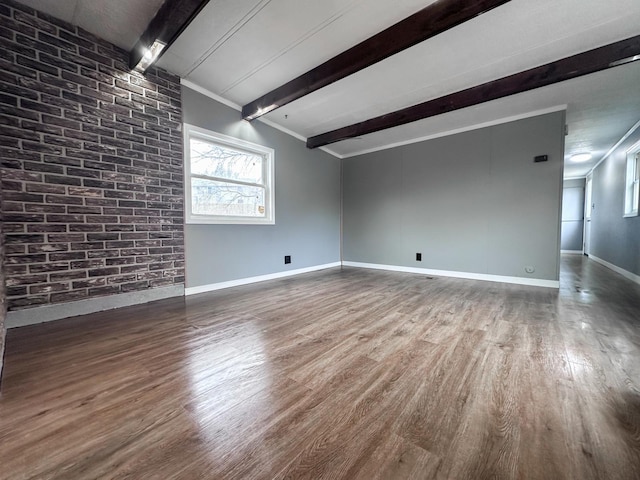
(561, 178, 585, 251)
(589, 127, 640, 276)
(182, 87, 341, 287)
(343, 111, 566, 281)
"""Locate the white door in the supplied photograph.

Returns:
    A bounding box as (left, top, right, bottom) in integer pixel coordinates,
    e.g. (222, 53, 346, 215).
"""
(584, 175, 593, 255)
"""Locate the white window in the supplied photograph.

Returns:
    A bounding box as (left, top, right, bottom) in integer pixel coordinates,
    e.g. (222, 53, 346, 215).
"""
(184, 124, 275, 224)
(624, 142, 640, 218)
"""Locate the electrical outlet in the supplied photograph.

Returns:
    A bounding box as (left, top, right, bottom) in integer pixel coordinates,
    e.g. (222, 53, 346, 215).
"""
(284, 255, 291, 264)
(416, 253, 422, 261)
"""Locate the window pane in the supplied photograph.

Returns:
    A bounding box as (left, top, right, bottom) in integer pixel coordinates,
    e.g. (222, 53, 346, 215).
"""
(190, 138, 263, 184)
(634, 156, 639, 210)
(191, 178, 266, 217)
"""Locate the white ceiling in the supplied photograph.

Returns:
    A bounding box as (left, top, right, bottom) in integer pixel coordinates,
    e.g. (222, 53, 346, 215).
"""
(14, 0, 164, 50)
(14, 0, 640, 178)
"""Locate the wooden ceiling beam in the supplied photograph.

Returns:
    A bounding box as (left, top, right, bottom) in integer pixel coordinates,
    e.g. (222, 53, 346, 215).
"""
(307, 35, 640, 149)
(241, 0, 512, 121)
(129, 0, 211, 71)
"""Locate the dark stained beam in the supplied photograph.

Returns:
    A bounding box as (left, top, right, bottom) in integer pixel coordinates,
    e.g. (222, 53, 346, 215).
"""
(307, 35, 640, 149)
(129, 0, 211, 71)
(241, 0, 512, 121)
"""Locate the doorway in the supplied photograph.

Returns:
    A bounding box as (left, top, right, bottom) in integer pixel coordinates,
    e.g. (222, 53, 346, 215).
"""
(584, 174, 593, 255)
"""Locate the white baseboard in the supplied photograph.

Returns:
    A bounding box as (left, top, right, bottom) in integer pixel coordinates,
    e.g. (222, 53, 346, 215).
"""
(342, 261, 560, 289)
(185, 262, 342, 296)
(589, 255, 640, 286)
(561, 250, 583, 255)
(7, 258, 571, 329)
(7, 285, 184, 329)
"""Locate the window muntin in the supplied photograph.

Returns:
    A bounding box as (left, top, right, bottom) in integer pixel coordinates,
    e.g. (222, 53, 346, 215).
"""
(185, 125, 274, 224)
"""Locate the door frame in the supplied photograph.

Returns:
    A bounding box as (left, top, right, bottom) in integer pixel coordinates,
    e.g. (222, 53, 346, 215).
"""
(583, 173, 593, 255)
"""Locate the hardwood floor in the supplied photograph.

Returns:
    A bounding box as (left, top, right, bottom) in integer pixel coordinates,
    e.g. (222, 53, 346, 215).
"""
(1, 255, 639, 479)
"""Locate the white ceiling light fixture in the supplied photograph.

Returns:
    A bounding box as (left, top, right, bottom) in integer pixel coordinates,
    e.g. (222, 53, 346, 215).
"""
(244, 104, 278, 122)
(570, 153, 593, 163)
(128, 0, 210, 72)
(134, 40, 167, 72)
(609, 54, 640, 67)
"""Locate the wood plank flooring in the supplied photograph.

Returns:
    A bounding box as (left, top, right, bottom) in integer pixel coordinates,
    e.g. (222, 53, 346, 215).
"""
(1, 255, 639, 479)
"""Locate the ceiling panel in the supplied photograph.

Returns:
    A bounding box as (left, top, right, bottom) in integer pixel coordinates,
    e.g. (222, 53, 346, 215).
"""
(14, 0, 164, 50)
(156, 0, 276, 77)
(160, 0, 432, 99)
(13, 0, 77, 22)
(215, 0, 436, 101)
(187, 0, 369, 95)
(73, 0, 165, 50)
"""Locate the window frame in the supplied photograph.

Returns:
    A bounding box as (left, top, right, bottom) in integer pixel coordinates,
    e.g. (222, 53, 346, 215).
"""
(184, 124, 275, 225)
(624, 140, 640, 218)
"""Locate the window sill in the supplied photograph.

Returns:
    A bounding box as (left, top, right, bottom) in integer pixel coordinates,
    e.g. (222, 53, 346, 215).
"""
(186, 216, 275, 225)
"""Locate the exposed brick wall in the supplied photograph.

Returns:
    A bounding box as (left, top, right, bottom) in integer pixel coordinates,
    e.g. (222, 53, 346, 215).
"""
(0, 217, 5, 380)
(0, 1, 185, 312)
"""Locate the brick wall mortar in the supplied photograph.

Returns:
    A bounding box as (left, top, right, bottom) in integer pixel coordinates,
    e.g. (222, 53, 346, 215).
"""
(0, 0, 185, 311)
(0, 178, 5, 380)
